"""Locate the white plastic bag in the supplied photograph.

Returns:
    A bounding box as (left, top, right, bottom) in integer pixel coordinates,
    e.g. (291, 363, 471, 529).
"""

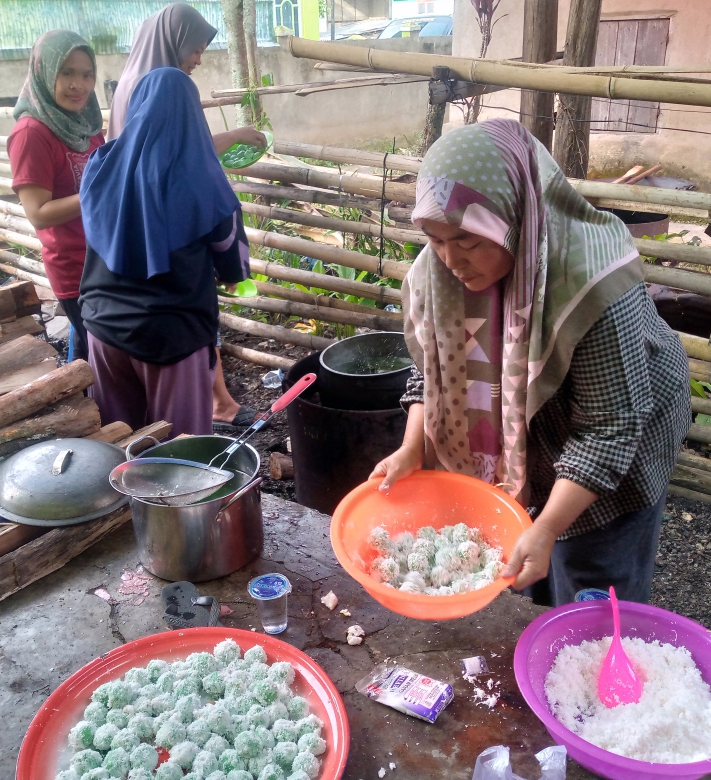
(472, 745, 566, 780)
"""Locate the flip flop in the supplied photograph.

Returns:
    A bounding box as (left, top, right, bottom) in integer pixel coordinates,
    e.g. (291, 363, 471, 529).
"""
(213, 405, 270, 435)
(161, 581, 221, 630)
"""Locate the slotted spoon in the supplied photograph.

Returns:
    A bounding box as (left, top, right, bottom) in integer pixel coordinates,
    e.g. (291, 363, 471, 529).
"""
(597, 586, 643, 708)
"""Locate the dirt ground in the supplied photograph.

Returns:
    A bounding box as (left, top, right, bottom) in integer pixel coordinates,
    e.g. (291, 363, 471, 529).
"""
(220, 328, 711, 630)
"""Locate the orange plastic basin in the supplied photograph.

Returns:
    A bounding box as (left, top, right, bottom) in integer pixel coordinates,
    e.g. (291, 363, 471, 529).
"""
(331, 471, 532, 620)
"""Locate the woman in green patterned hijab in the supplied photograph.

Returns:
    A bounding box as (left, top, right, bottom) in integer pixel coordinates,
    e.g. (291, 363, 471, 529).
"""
(13, 30, 103, 151)
(371, 120, 690, 606)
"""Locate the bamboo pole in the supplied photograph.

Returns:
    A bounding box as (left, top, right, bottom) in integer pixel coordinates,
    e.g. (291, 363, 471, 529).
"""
(232, 180, 384, 211)
(0, 212, 35, 236)
(285, 36, 711, 107)
(641, 265, 711, 298)
(671, 464, 711, 495)
(0, 201, 26, 219)
(249, 257, 402, 305)
(687, 423, 711, 445)
(569, 179, 711, 213)
(691, 397, 711, 416)
(1, 177, 16, 189)
(0, 248, 46, 276)
(272, 141, 421, 173)
(245, 227, 410, 281)
(253, 280, 403, 319)
(220, 341, 296, 370)
(636, 240, 711, 268)
(676, 332, 711, 362)
(689, 358, 711, 383)
(236, 160, 416, 205)
(0, 227, 41, 252)
(677, 451, 711, 473)
(219, 293, 402, 330)
(667, 484, 711, 503)
(203, 74, 427, 107)
(240, 202, 426, 244)
(220, 311, 333, 349)
(0, 261, 51, 289)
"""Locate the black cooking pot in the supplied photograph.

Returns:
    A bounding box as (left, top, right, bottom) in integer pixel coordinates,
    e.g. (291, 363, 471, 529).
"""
(318, 331, 413, 411)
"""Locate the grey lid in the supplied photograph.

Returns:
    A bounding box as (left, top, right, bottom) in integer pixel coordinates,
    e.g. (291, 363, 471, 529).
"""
(0, 438, 128, 526)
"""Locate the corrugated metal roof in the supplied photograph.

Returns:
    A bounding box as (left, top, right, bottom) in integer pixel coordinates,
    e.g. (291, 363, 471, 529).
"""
(0, 0, 250, 60)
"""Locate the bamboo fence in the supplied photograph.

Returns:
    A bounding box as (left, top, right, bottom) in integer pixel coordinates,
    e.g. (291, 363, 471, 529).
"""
(2, 134, 711, 500)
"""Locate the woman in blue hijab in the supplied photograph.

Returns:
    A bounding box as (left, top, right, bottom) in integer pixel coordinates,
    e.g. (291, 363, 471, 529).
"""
(79, 67, 250, 437)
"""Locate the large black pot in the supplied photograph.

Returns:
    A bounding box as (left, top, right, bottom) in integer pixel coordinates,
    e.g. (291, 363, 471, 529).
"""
(285, 353, 407, 515)
(318, 331, 413, 411)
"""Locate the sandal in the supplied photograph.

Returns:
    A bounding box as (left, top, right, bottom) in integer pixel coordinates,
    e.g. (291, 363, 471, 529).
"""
(213, 405, 270, 434)
(161, 581, 221, 630)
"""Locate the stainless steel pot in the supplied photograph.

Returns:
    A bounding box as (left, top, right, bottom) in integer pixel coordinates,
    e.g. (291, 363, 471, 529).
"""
(127, 435, 263, 582)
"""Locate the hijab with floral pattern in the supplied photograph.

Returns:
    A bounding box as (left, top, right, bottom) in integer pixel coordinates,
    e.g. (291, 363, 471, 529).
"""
(404, 119, 643, 503)
(13, 30, 102, 152)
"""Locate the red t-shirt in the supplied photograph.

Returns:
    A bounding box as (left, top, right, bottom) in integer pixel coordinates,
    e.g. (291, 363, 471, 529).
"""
(7, 117, 104, 299)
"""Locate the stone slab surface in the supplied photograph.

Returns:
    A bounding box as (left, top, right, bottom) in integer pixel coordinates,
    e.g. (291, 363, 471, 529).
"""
(0, 494, 601, 779)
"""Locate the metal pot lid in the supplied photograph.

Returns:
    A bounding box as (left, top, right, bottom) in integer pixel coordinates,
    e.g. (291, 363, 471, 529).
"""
(0, 438, 128, 526)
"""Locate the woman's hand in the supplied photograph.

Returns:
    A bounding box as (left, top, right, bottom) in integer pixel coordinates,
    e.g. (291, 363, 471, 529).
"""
(369, 444, 423, 491)
(502, 478, 599, 590)
(501, 523, 558, 590)
(213, 127, 267, 155)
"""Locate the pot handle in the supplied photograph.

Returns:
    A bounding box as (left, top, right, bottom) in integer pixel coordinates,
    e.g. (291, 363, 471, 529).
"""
(220, 476, 263, 513)
(126, 436, 161, 461)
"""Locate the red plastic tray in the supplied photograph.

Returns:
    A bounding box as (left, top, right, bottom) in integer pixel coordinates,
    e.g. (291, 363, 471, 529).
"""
(17, 628, 350, 780)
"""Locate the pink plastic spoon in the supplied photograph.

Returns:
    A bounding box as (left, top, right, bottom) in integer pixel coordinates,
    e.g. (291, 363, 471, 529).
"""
(597, 586, 643, 707)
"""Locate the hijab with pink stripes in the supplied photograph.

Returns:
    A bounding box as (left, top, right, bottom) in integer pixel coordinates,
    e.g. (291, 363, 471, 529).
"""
(403, 119, 642, 503)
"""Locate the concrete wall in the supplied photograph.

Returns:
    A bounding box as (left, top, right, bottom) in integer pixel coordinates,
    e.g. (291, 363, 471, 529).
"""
(450, 0, 711, 190)
(1, 37, 450, 148)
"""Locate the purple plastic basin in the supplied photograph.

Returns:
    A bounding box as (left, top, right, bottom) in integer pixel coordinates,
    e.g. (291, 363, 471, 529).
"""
(514, 601, 711, 780)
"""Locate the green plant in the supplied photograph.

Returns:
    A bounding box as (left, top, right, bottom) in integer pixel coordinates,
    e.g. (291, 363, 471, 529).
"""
(691, 378, 711, 425)
(241, 74, 274, 131)
(639, 230, 703, 266)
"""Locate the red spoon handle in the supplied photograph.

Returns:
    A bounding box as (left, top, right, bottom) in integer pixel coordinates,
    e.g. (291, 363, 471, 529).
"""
(271, 373, 316, 413)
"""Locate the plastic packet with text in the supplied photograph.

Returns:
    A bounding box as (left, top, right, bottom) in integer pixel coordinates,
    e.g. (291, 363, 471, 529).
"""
(355, 663, 454, 723)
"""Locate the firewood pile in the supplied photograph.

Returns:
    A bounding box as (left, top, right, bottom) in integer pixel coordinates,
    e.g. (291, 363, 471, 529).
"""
(0, 291, 173, 601)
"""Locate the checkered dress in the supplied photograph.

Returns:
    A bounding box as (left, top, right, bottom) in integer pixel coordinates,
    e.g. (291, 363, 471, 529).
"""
(401, 283, 691, 539)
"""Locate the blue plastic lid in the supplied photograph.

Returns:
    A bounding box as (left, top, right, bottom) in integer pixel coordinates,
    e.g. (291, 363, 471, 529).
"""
(248, 573, 291, 600)
(575, 588, 611, 602)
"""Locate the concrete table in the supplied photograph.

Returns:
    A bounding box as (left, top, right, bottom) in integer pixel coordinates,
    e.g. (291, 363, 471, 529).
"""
(0, 494, 601, 780)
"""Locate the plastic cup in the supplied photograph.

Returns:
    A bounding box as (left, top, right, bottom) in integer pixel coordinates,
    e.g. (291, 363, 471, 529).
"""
(248, 573, 292, 634)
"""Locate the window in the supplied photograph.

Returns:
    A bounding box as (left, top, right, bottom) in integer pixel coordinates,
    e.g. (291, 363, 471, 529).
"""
(418, 3, 435, 13)
(590, 18, 669, 133)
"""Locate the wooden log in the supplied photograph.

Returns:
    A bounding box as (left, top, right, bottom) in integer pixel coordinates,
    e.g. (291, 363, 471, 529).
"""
(117, 421, 173, 453)
(0, 226, 42, 252)
(388, 205, 414, 223)
(285, 36, 711, 108)
(88, 421, 134, 443)
(0, 200, 25, 218)
(569, 179, 711, 213)
(245, 227, 409, 282)
(220, 311, 333, 349)
(552, 0, 602, 178)
(272, 141, 421, 174)
(232, 180, 384, 211)
(677, 332, 711, 362)
(0, 504, 132, 603)
(667, 484, 711, 504)
(237, 160, 416, 205)
(687, 423, 711, 445)
(691, 397, 711, 416)
(0, 260, 52, 289)
(221, 341, 296, 370)
(269, 452, 294, 480)
(0, 315, 44, 344)
(0, 359, 94, 429)
(642, 265, 711, 298)
(240, 202, 426, 244)
(0, 251, 48, 277)
(422, 66, 449, 155)
(677, 451, 711, 473)
(0, 523, 45, 558)
(0, 280, 42, 322)
(0, 211, 34, 236)
(520, 0, 558, 150)
(0, 333, 56, 375)
(0, 359, 57, 395)
(0, 395, 101, 459)
(249, 257, 402, 305)
(220, 293, 402, 331)
(253, 280, 403, 319)
(670, 463, 711, 494)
